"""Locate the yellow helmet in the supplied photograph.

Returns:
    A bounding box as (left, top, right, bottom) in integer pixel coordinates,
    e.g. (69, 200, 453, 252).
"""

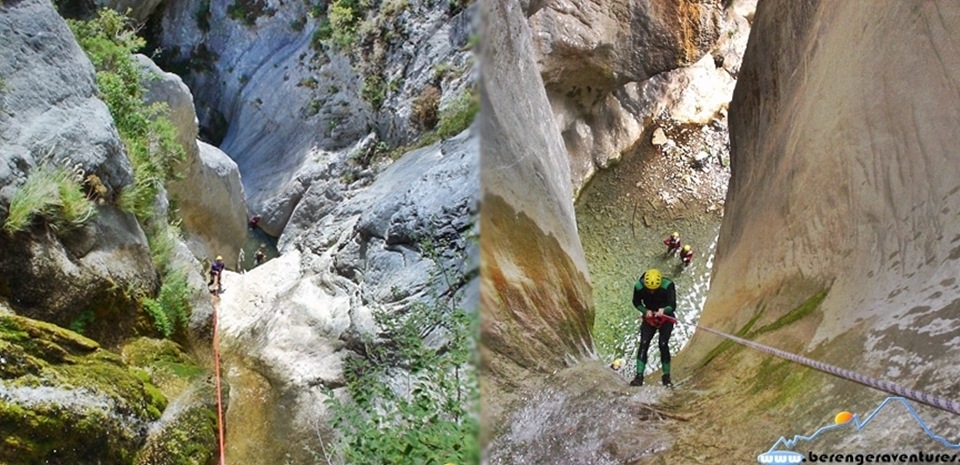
(216, 255, 223, 261)
(671, 231, 679, 238)
(643, 269, 662, 289)
(682, 245, 691, 252)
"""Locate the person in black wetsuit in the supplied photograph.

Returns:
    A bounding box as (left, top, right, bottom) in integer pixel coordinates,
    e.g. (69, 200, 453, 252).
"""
(209, 255, 225, 292)
(630, 268, 677, 387)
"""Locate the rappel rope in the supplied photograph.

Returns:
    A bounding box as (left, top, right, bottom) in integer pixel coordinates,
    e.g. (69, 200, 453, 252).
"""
(212, 294, 227, 465)
(661, 314, 960, 416)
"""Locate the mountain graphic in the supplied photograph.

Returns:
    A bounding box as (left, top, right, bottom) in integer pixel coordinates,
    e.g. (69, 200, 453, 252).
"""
(757, 397, 960, 464)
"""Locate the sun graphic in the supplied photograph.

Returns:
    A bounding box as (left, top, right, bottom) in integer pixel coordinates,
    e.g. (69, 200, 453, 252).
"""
(834, 411, 853, 424)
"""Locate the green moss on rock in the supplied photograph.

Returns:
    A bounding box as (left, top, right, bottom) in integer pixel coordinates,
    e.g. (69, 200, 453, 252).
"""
(121, 337, 206, 399)
(0, 314, 168, 464)
(135, 403, 219, 465)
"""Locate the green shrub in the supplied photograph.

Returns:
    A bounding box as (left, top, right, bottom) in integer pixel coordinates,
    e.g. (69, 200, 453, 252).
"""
(69, 10, 193, 341)
(313, 0, 372, 50)
(361, 74, 386, 110)
(387, 88, 479, 160)
(69, 11, 185, 224)
(142, 268, 192, 338)
(436, 88, 479, 139)
(147, 221, 181, 276)
(323, 235, 479, 465)
(227, 0, 275, 26)
(290, 16, 307, 32)
(4, 163, 98, 235)
(411, 86, 441, 130)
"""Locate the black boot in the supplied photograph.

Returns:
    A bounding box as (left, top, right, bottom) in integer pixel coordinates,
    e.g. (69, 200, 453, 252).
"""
(629, 374, 644, 386)
(662, 373, 673, 387)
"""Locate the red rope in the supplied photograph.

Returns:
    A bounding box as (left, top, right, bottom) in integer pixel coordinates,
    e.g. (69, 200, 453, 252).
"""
(212, 293, 227, 465)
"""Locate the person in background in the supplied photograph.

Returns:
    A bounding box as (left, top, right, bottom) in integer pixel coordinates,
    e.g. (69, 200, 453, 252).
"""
(249, 213, 261, 230)
(663, 231, 681, 256)
(254, 244, 267, 267)
(679, 244, 694, 268)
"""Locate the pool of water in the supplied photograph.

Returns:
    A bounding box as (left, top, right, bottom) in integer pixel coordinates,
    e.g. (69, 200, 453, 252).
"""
(236, 227, 280, 273)
(575, 140, 725, 375)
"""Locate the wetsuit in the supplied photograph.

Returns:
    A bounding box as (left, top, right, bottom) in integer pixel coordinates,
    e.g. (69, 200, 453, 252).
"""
(680, 249, 694, 266)
(633, 272, 677, 376)
(664, 236, 681, 255)
(210, 261, 225, 286)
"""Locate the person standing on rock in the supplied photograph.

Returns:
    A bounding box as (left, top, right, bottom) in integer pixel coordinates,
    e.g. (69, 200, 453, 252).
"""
(630, 268, 676, 387)
(209, 256, 225, 293)
(663, 232, 682, 256)
(679, 245, 694, 268)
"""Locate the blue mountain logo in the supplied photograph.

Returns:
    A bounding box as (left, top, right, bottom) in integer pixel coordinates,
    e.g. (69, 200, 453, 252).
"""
(758, 397, 960, 463)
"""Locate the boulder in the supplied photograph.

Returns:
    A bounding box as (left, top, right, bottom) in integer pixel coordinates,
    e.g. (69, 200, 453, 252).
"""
(176, 142, 248, 268)
(0, 314, 166, 464)
(0, 0, 134, 209)
(133, 55, 248, 269)
(0, 0, 157, 340)
(530, 0, 721, 93)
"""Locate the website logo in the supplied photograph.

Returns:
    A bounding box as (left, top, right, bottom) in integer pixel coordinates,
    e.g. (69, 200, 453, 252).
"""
(758, 397, 960, 463)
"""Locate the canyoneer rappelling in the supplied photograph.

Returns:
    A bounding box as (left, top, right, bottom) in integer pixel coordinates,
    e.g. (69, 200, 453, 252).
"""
(209, 255, 225, 295)
(630, 268, 677, 387)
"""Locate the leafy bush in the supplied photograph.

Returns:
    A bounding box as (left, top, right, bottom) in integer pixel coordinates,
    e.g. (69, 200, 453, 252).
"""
(323, 235, 479, 465)
(147, 221, 181, 276)
(142, 268, 192, 338)
(68, 10, 185, 224)
(436, 89, 479, 139)
(388, 88, 480, 160)
(69, 10, 193, 339)
(4, 163, 97, 235)
(362, 74, 386, 110)
(227, 0, 275, 26)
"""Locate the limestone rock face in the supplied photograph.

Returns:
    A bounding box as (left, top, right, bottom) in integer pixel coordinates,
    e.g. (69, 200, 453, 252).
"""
(134, 55, 248, 268)
(157, 0, 476, 236)
(0, 0, 156, 341)
(0, 0, 134, 207)
(531, 0, 721, 92)
(674, 0, 960, 457)
(94, 0, 164, 21)
(480, 0, 599, 454)
(217, 130, 478, 463)
(529, 0, 734, 195)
